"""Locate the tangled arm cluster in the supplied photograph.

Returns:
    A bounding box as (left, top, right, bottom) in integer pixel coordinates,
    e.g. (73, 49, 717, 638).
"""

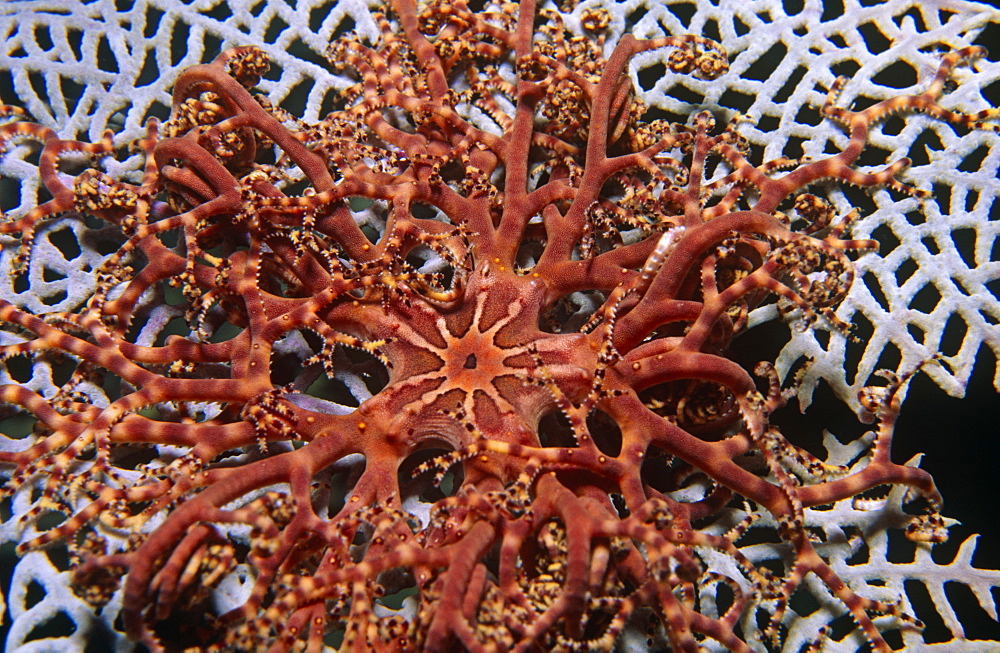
(1, 1, 998, 650)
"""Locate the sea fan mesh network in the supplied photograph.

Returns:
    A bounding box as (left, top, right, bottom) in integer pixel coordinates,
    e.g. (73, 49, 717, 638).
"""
(0, 0, 997, 651)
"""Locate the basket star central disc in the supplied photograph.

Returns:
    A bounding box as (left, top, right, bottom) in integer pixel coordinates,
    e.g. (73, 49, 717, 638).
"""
(358, 264, 597, 463)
